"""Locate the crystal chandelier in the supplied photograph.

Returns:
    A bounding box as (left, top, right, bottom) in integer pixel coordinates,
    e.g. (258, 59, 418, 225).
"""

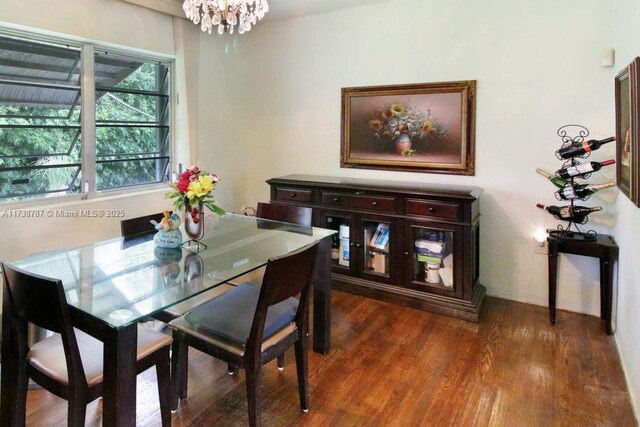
(183, 0, 269, 35)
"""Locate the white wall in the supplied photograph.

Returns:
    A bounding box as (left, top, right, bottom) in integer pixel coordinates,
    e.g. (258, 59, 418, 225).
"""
(0, 0, 174, 55)
(0, 0, 180, 264)
(196, 35, 255, 211)
(198, 0, 616, 316)
(612, 0, 640, 417)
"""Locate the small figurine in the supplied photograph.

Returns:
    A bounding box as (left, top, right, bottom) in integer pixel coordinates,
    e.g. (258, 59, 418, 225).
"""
(152, 211, 181, 232)
(153, 210, 183, 249)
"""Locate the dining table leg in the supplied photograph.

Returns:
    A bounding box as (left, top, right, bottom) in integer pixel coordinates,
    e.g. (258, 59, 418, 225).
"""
(101, 322, 138, 427)
(312, 236, 332, 354)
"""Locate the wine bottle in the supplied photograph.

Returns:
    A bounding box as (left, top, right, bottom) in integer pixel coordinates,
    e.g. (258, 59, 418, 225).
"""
(555, 182, 616, 200)
(536, 203, 603, 221)
(555, 159, 616, 179)
(555, 136, 615, 159)
(536, 168, 568, 188)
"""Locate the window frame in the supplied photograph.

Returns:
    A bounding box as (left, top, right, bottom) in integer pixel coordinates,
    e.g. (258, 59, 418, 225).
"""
(0, 28, 175, 208)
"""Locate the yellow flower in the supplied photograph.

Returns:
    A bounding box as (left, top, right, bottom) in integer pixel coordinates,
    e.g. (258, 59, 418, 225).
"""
(368, 119, 383, 132)
(197, 175, 214, 194)
(185, 174, 215, 201)
(421, 120, 435, 134)
(390, 103, 405, 116)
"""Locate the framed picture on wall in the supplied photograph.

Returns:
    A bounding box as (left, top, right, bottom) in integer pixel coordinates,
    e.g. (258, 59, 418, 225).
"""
(340, 81, 476, 175)
(615, 57, 640, 206)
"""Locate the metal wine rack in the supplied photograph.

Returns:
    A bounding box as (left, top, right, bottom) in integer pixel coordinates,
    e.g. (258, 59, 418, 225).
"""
(548, 125, 599, 241)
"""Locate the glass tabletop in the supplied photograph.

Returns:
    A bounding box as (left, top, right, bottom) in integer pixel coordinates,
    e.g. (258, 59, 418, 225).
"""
(13, 214, 336, 329)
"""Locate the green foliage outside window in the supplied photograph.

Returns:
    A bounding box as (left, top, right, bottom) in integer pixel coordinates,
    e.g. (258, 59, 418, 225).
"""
(0, 59, 170, 203)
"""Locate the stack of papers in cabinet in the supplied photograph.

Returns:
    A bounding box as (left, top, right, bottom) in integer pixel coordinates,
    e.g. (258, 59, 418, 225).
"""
(414, 239, 444, 258)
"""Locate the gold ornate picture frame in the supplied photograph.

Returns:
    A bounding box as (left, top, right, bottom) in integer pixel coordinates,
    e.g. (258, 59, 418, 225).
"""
(615, 58, 640, 206)
(341, 81, 476, 175)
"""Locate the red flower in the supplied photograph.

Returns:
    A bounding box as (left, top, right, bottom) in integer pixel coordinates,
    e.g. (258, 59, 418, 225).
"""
(177, 179, 190, 193)
(180, 170, 191, 180)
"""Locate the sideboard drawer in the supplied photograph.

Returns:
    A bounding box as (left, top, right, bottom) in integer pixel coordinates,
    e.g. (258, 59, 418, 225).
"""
(406, 199, 461, 220)
(321, 191, 350, 208)
(321, 191, 395, 213)
(350, 195, 395, 213)
(275, 187, 313, 203)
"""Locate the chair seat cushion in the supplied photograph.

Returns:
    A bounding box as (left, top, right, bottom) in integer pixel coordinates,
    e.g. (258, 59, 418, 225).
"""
(169, 317, 296, 356)
(27, 326, 172, 387)
(183, 282, 298, 345)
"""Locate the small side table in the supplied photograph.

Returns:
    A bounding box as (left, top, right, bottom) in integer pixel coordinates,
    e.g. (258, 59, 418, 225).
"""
(547, 232, 618, 335)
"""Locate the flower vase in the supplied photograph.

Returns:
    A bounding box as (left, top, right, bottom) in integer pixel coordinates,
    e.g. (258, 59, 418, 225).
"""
(394, 134, 412, 155)
(183, 202, 207, 252)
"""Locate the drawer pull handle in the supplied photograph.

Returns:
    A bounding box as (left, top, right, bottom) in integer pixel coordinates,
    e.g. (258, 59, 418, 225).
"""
(333, 197, 340, 202)
(290, 193, 297, 198)
(355, 191, 365, 195)
(355, 243, 362, 248)
(428, 207, 435, 213)
(350, 242, 356, 247)
(404, 251, 410, 256)
(372, 201, 378, 207)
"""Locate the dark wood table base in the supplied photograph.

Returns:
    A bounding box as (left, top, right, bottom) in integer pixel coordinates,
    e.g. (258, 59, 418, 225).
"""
(547, 232, 618, 335)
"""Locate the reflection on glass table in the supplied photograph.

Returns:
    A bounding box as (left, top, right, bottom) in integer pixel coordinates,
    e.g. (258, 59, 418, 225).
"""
(14, 214, 336, 328)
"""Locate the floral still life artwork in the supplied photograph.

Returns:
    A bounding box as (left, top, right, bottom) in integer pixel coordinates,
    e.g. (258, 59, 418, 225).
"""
(367, 102, 446, 157)
(341, 81, 476, 175)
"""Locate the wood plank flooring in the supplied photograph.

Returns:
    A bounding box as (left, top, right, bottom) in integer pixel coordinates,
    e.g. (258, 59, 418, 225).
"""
(23, 293, 637, 426)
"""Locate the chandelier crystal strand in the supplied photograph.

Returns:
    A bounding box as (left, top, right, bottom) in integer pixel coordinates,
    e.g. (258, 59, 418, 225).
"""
(183, 0, 269, 35)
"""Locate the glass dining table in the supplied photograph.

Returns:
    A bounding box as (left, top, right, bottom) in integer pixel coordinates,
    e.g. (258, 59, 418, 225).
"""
(1, 213, 336, 427)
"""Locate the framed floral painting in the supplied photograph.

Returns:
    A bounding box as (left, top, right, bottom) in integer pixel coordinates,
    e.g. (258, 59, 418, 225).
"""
(340, 81, 476, 175)
(615, 58, 640, 206)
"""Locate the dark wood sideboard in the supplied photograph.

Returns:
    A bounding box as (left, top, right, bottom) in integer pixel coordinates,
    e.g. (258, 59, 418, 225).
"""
(267, 175, 486, 322)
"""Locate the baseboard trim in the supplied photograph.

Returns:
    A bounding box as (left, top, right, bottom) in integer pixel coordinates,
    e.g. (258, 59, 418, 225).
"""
(485, 287, 600, 317)
(615, 333, 640, 423)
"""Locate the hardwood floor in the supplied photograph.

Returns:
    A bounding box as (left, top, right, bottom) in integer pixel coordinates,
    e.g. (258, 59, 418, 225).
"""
(23, 292, 637, 426)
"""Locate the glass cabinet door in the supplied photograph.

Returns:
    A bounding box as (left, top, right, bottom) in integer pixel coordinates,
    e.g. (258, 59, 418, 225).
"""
(319, 211, 355, 275)
(361, 219, 391, 279)
(406, 222, 461, 297)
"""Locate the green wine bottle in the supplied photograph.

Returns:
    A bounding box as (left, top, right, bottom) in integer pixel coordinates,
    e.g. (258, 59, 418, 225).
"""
(536, 168, 568, 188)
(536, 203, 603, 222)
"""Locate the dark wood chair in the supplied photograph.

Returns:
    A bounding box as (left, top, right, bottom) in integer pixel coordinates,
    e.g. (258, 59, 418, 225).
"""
(229, 202, 312, 286)
(0, 261, 173, 427)
(168, 242, 318, 427)
(228, 202, 313, 372)
(120, 212, 165, 239)
(256, 202, 312, 226)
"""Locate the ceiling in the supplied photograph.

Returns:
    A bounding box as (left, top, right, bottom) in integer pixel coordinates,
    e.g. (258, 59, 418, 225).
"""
(264, 0, 394, 21)
(155, 0, 394, 21)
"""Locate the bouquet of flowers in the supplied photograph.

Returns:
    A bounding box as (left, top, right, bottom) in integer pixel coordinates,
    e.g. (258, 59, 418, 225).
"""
(166, 166, 225, 224)
(368, 102, 446, 142)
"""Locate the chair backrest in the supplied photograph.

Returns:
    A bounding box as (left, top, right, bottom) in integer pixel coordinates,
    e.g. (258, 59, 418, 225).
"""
(247, 242, 318, 351)
(256, 202, 312, 226)
(120, 213, 164, 238)
(1, 261, 87, 386)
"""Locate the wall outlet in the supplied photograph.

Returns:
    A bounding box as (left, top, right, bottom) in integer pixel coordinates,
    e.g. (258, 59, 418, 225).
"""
(533, 237, 548, 255)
